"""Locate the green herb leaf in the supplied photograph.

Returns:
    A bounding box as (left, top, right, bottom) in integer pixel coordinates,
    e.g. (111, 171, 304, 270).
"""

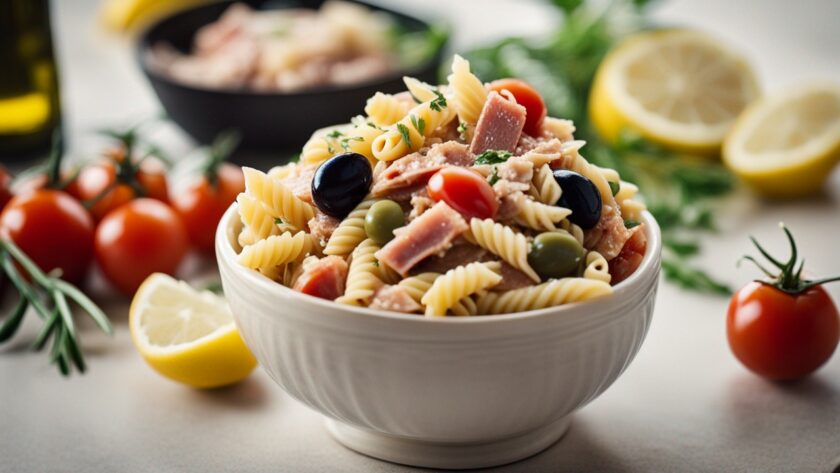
(624, 219, 640, 229)
(609, 181, 620, 196)
(488, 167, 500, 185)
(396, 123, 413, 150)
(429, 90, 448, 112)
(475, 150, 513, 165)
(661, 257, 732, 296)
(410, 115, 426, 136)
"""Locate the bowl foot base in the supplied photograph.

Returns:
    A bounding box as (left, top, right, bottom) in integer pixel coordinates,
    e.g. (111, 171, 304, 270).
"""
(325, 416, 570, 470)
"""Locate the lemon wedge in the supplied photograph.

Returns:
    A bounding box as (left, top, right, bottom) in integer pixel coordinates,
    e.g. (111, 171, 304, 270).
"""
(101, 0, 206, 31)
(723, 84, 840, 198)
(130, 273, 256, 388)
(590, 29, 760, 155)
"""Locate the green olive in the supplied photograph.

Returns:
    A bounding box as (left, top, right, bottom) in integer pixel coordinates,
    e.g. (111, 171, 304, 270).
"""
(528, 232, 585, 280)
(365, 200, 405, 245)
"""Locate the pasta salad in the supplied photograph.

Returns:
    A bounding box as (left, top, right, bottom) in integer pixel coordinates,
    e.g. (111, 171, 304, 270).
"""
(234, 55, 648, 316)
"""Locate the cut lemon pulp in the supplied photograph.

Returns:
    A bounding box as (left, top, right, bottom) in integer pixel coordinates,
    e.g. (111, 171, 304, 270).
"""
(723, 84, 840, 198)
(130, 273, 256, 388)
(590, 29, 759, 155)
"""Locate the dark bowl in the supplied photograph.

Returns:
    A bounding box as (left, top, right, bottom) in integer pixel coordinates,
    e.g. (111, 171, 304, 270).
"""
(136, 0, 447, 153)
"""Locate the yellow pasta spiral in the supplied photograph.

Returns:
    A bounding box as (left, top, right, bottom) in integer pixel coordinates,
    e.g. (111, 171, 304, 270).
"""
(238, 232, 312, 270)
(583, 251, 611, 284)
(447, 54, 488, 125)
(476, 278, 613, 314)
(324, 197, 377, 257)
(530, 164, 562, 205)
(336, 239, 383, 306)
(397, 272, 478, 316)
(243, 167, 315, 230)
(371, 100, 456, 162)
(465, 218, 539, 282)
(515, 199, 572, 231)
(421, 262, 502, 317)
(365, 92, 411, 127)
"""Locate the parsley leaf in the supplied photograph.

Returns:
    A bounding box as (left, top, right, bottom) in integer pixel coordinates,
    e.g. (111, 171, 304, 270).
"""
(429, 90, 448, 112)
(396, 123, 413, 149)
(275, 218, 284, 225)
(326, 130, 344, 139)
(609, 181, 620, 196)
(340, 136, 364, 151)
(488, 167, 500, 185)
(475, 149, 513, 165)
(409, 115, 425, 135)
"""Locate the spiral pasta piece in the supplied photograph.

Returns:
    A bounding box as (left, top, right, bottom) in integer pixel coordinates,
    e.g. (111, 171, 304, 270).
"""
(614, 181, 646, 221)
(343, 124, 385, 163)
(421, 262, 502, 317)
(371, 99, 456, 162)
(243, 167, 314, 230)
(465, 218, 539, 282)
(515, 199, 572, 231)
(324, 197, 377, 256)
(397, 272, 477, 315)
(237, 193, 281, 247)
(335, 239, 383, 306)
(365, 92, 411, 127)
(583, 251, 611, 284)
(447, 54, 488, 125)
(301, 135, 337, 166)
(267, 162, 298, 180)
(238, 231, 312, 270)
(475, 278, 613, 314)
(542, 117, 576, 141)
(403, 76, 438, 103)
(530, 164, 562, 205)
(558, 219, 585, 246)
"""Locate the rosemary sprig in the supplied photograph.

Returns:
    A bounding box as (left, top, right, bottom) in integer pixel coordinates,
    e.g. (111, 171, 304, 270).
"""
(0, 239, 112, 376)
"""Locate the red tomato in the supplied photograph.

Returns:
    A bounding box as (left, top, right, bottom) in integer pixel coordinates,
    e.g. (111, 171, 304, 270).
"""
(489, 79, 547, 137)
(427, 167, 498, 220)
(70, 158, 168, 222)
(0, 166, 12, 211)
(170, 163, 244, 253)
(727, 281, 840, 381)
(0, 190, 95, 284)
(95, 198, 189, 295)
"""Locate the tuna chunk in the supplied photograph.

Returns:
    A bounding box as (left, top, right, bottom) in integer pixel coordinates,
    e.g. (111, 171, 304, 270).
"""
(280, 163, 318, 204)
(372, 141, 474, 198)
(609, 224, 647, 284)
(584, 204, 631, 260)
(409, 189, 435, 221)
(376, 201, 468, 276)
(369, 285, 422, 313)
(308, 211, 340, 245)
(411, 242, 489, 275)
(492, 262, 534, 292)
(470, 92, 527, 154)
(293, 256, 348, 300)
(497, 156, 534, 184)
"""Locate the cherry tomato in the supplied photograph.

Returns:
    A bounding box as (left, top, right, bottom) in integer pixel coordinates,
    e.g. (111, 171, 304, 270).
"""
(95, 198, 189, 295)
(0, 190, 95, 284)
(70, 156, 168, 222)
(171, 163, 244, 253)
(0, 166, 12, 211)
(727, 281, 839, 381)
(427, 167, 498, 220)
(489, 78, 547, 137)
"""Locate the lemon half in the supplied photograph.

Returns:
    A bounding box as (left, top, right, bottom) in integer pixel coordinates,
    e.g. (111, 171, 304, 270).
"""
(723, 83, 840, 198)
(590, 29, 759, 155)
(130, 273, 257, 389)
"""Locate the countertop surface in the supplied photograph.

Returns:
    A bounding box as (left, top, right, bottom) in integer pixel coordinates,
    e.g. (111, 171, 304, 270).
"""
(2, 1, 840, 472)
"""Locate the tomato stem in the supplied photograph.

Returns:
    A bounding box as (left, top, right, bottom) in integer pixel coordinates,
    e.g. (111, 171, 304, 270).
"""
(203, 129, 241, 187)
(742, 223, 840, 294)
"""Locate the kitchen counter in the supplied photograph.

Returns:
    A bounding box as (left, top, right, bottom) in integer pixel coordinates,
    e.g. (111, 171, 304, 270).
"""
(2, 0, 839, 472)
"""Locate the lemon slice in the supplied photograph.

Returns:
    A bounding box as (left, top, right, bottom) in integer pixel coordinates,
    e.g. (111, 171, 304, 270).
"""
(723, 84, 840, 198)
(130, 273, 257, 388)
(590, 29, 760, 155)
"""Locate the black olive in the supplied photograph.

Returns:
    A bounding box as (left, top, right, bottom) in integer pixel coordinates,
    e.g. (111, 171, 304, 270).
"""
(553, 170, 602, 229)
(311, 153, 372, 219)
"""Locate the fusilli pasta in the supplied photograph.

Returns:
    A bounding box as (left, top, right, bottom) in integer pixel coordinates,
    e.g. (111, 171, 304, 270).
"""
(365, 92, 411, 127)
(465, 218, 540, 282)
(421, 262, 501, 316)
(324, 196, 377, 256)
(243, 167, 315, 230)
(397, 272, 478, 315)
(447, 54, 488, 125)
(515, 199, 572, 231)
(336, 239, 383, 306)
(371, 99, 456, 162)
(238, 232, 312, 270)
(476, 278, 612, 314)
(583, 251, 611, 284)
(529, 164, 562, 205)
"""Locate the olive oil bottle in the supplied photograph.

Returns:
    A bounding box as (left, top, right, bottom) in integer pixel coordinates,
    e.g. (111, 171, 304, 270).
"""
(0, 0, 62, 161)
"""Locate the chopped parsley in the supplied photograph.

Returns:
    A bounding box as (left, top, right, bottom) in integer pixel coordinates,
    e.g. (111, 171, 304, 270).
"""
(367, 121, 381, 129)
(429, 90, 448, 112)
(410, 115, 426, 135)
(322, 137, 335, 154)
(475, 149, 513, 165)
(609, 181, 620, 196)
(458, 122, 468, 141)
(275, 218, 284, 225)
(624, 219, 640, 229)
(326, 130, 344, 139)
(396, 123, 413, 149)
(340, 136, 364, 151)
(488, 167, 500, 185)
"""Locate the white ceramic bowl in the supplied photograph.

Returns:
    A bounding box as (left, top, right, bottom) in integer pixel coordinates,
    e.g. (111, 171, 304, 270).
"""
(216, 206, 661, 469)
